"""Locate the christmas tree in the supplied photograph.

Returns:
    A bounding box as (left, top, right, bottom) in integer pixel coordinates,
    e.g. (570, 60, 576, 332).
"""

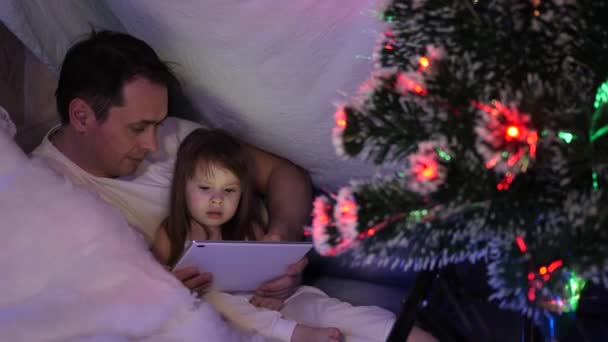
(311, 0, 608, 331)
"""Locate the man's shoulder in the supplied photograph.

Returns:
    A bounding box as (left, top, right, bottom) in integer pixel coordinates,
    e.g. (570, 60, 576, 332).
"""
(30, 130, 57, 162)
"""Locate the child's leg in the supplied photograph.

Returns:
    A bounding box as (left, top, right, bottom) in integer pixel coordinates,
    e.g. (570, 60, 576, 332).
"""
(204, 290, 343, 342)
(281, 286, 436, 342)
(203, 290, 296, 341)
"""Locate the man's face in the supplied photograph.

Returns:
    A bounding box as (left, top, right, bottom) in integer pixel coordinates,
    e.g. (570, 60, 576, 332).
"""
(88, 77, 168, 177)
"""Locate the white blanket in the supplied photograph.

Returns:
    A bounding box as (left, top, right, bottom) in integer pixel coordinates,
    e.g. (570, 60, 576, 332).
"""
(0, 0, 388, 190)
(0, 124, 266, 341)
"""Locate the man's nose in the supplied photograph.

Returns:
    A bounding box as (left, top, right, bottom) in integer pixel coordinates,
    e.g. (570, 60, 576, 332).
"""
(141, 128, 158, 152)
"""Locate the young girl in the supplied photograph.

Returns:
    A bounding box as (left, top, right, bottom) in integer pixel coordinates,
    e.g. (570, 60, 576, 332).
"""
(153, 128, 436, 342)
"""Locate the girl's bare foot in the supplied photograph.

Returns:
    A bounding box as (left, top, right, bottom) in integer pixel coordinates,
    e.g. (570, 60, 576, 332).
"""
(292, 324, 342, 342)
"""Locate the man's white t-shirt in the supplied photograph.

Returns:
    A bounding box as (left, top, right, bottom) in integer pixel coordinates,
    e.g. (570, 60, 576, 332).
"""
(31, 117, 202, 244)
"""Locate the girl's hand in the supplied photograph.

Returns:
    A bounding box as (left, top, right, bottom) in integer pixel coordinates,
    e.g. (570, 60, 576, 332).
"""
(172, 266, 213, 294)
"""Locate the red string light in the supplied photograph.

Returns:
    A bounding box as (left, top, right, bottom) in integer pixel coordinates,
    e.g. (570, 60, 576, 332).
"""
(419, 56, 430, 68)
(527, 132, 538, 158)
(506, 125, 520, 139)
(335, 107, 347, 128)
(396, 73, 427, 96)
(520, 233, 568, 304)
(497, 173, 515, 191)
(485, 157, 498, 169)
(420, 166, 437, 180)
(548, 260, 563, 273)
(528, 288, 536, 301)
(516, 236, 528, 253)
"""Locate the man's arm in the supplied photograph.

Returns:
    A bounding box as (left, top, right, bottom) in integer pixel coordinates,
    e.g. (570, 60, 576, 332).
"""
(244, 143, 312, 241)
(242, 143, 312, 306)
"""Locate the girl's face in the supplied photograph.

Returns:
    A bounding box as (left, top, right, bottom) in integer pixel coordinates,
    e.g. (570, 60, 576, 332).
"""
(185, 162, 242, 230)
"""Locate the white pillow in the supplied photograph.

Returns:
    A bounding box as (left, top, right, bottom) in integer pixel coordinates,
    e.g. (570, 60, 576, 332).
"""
(0, 127, 264, 341)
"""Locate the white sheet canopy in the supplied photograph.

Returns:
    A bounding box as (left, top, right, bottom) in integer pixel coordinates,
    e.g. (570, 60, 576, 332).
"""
(0, 0, 389, 190)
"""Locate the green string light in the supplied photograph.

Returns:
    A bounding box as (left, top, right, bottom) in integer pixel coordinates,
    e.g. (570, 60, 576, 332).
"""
(592, 171, 599, 191)
(375, 11, 394, 23)
(591, 80, 608, 143)
(590, 82, 607, 191)
(407, 209, 430, 223)
(408, 210, 424, 222)
(593, 81, 608, 109)
(590, 126, 608, 143)
(435, 147, 452, 161)
(557, 131, 575, 144)
(564, 272, 586, 313)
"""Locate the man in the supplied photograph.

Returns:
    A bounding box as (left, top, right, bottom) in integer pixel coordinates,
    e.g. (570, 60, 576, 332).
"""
(31, 30, 311, 304)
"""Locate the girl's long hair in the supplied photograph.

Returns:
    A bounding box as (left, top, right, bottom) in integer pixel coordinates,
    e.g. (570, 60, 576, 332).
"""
(164, 128, 263, 266)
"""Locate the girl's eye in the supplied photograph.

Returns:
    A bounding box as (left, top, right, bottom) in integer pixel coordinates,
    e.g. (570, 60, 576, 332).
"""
(199, 186, 210, 191)
(224, 188, 236, 193)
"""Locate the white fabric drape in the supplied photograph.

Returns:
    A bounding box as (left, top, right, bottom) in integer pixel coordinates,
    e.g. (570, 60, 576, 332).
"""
(0, 0, 388, 190)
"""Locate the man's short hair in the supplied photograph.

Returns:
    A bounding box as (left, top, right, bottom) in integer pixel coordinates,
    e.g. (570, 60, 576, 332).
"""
(55, 30, 179, 124)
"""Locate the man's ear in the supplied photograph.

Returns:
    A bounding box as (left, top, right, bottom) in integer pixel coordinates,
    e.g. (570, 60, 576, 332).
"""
(68, 98, 96, 133)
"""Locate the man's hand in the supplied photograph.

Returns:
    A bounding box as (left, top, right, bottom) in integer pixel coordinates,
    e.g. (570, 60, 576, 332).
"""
(262, 233, 284, 242)
(172, 266, 213, 294)
(254, 255, 308, 300)
(250, 255, 308, 310)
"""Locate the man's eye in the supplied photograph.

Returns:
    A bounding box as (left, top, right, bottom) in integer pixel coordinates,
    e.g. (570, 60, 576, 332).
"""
(131, 126, 145, 134)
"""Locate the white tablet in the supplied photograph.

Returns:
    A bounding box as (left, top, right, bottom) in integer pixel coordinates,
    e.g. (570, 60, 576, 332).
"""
(172, 240, 312, 293)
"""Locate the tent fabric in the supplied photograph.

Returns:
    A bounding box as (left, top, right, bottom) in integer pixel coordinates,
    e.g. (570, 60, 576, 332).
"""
(0, 0, 389, 190)
(0, 21, 61, 152)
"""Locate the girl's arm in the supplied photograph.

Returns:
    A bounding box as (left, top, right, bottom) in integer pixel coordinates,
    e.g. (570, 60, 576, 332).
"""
(151, 224, 172, 265)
